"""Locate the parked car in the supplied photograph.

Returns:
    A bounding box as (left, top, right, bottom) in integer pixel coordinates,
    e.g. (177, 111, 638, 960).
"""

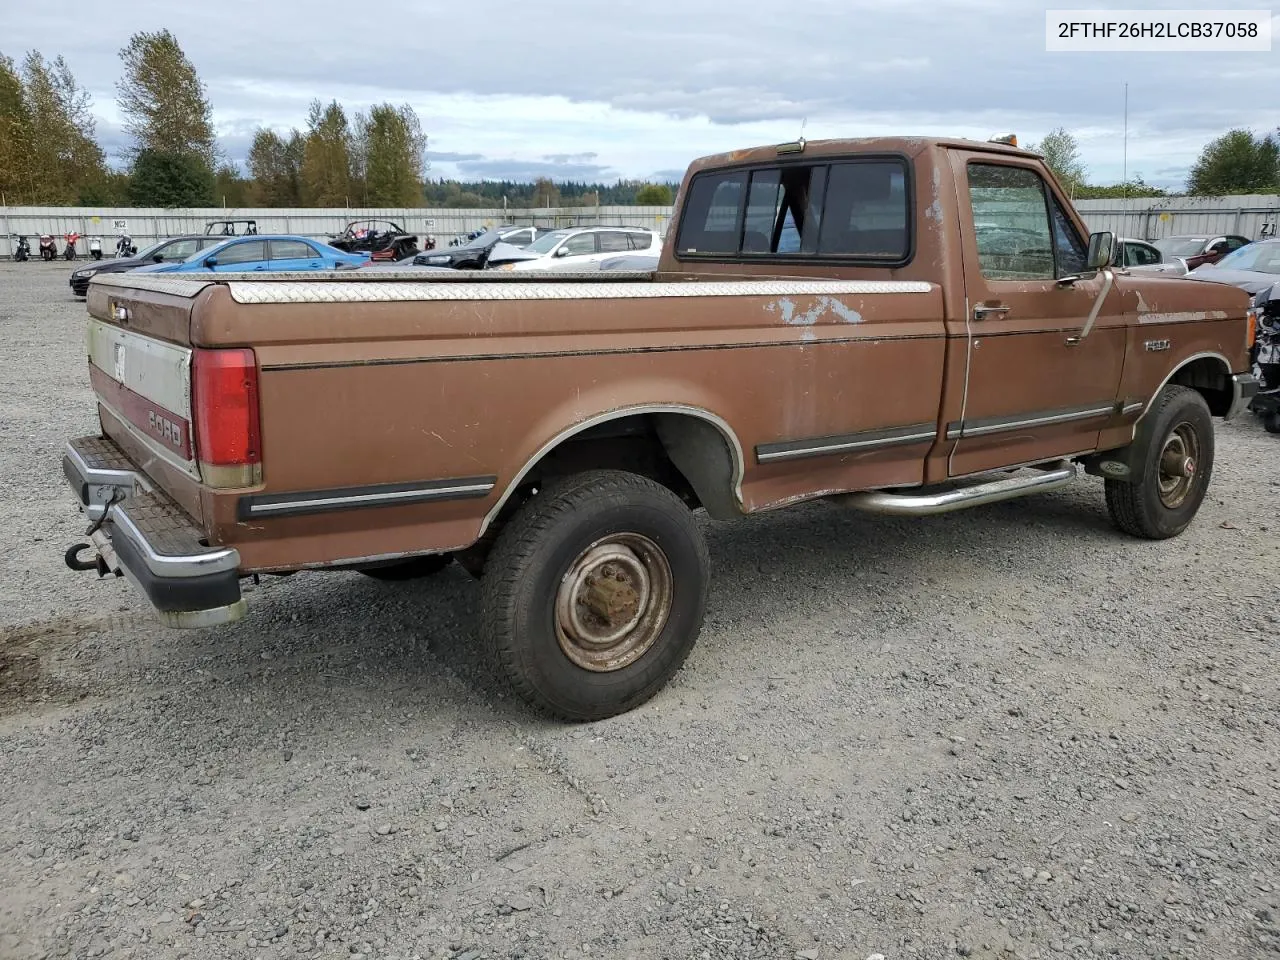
(1114, 238, 1163, 268)
(327, 220, 419, 262)
(492, 226, 661, 271)
(1152, 234, 1250, 270)
(132, 235, 370, 274)
(415, 226, 547, 269)
(548, 252, 660, 272)
(68, 235, 225, 297)
(1185, 237, 1280, 297)
(62, 134, 1256, 721)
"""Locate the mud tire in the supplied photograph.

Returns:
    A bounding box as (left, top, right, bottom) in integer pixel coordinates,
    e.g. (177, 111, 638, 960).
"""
(1105, 385, 1214, 540)
(480, 470, 709, 721)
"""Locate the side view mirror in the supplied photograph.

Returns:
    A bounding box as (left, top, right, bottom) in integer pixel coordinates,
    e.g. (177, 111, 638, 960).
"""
(1086, 231, 1115, 271)
(203, 256, 218, 268)
(152, 254, 164, 262)
(554, 246, 571, 257)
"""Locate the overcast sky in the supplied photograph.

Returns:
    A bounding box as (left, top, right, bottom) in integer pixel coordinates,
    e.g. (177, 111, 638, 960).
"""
(9, 1, 1280, 189)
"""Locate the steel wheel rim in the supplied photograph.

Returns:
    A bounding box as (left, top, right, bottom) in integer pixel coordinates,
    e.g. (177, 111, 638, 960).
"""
(1157, 421, 1200, 509)
(554, 533, 673, 673)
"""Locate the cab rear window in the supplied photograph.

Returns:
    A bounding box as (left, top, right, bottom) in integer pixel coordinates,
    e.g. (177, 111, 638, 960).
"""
(676, 158, 910, 263)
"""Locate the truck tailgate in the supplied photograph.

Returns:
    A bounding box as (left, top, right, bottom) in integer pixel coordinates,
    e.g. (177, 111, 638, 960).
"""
(85, 276, 208, 524)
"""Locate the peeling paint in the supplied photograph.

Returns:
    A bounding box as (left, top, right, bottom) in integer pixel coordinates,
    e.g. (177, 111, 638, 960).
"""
(925, 166, 944, 223)
(1134, 291, 1150, 313)
(766, 296, 863, 326)
(1138, 310, 1230, 325)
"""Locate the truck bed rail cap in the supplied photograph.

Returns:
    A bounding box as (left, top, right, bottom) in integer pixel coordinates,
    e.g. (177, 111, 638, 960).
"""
(222, 278, 934, 305)
(91, 274, 214, 298)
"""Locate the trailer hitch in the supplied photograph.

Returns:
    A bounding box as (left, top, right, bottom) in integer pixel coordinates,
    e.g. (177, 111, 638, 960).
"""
(65, 542, 106, 574)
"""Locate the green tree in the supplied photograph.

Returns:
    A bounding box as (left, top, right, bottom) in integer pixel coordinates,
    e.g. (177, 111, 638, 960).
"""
(1187, 129, 1280, 195)
(1074, 177, 1167, 200)
(214, 163, 251, 206)
(634, 183, 674, 205)
(128, 148, 215, 206)
(20, 52, 108, 204)
(1027, 127, 1087, 195)
(530, 177, 560, 208)
(301, 100, 353, 205)
(354, 103, 426, 206)
(247, 128, 304, 205)
(117, 30, 216, 166)
(0, 54, 36, 203)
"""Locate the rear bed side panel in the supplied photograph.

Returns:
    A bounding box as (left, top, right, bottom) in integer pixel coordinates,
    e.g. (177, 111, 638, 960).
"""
(189, 280, 946, 571)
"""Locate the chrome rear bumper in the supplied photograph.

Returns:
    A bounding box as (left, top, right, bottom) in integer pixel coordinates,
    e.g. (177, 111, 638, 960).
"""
(63, 436, 246, 628)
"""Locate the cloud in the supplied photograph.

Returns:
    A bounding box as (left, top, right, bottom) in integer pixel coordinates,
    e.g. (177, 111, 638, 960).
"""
(6, 0, 1279, 190)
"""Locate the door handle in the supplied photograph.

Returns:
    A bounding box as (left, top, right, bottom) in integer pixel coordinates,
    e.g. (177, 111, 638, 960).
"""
(973, 304, 1011, 320)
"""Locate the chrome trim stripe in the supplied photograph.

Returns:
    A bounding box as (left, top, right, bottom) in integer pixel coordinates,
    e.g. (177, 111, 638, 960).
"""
(239, 477, 497, 519)
(1121, 401, 1145, 415)
(755, 423, 937, 463)
(946, 403, 1117, 440)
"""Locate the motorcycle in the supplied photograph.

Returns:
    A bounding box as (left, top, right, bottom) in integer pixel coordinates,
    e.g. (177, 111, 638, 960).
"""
(12, 235, 30, 262)
(88, 237, 102, 260)
(64, 232, 80, 260)
(1249, 282, 1280, 434)
(116, 234, 135, 258)
(38, 235, 57, 261)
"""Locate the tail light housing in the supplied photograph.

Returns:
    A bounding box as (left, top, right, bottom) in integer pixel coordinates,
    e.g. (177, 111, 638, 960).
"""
(1246, 307, 1257, 350)
(192, 347, 262, 487)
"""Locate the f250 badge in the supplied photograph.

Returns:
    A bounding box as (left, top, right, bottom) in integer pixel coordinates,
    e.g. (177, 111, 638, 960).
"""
(1144, 339, 1171, 352)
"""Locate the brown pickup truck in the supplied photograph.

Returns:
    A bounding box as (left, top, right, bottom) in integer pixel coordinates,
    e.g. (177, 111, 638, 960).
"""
(64, 135, 1259, 720)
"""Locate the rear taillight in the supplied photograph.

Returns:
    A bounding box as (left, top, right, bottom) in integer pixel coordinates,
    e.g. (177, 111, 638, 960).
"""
(192, 347, 262, 487)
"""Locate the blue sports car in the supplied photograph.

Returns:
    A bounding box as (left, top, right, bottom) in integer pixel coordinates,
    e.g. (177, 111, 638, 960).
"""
(133, 234, 370, 274)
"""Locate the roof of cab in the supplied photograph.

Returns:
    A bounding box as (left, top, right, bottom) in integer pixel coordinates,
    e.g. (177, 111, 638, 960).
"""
(683, 136, 1043, 177)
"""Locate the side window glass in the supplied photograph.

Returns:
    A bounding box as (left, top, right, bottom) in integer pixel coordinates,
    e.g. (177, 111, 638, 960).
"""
(968, 164, 1054, 280)
(216, 240, 266, 265)
(598, 232, 631, 253)
(1048, 194, 1087, 276)
(741, 169, 782, 253)
(162, 239, 196, 261)
(270, 240, 314, 260)
(562, 233, 597, 256)
(676, 172, 746, 254)
(1135, 244, 1160, 266)
(817, 161, 908, 258)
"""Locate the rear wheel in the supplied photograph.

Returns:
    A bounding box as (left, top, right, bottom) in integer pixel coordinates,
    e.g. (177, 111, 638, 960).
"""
(1265, 412, 1280, 435)
(1105, 385, 1214, 539)
(481, 470, 710, 721)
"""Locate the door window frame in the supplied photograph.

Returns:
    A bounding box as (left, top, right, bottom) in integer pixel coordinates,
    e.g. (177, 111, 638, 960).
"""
(964, 158, 1090, 283)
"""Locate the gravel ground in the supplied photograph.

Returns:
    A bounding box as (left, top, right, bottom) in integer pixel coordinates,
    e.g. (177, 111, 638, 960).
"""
(2, 261, 1279, 960)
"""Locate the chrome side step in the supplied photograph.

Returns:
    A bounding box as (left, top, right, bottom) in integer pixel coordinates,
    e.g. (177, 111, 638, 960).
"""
(833, 460, 1077, 516)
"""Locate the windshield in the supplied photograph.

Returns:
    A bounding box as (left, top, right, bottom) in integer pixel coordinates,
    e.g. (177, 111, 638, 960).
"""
(1153, 238, 1207, 258)
(459, 229, 504, 250)
(132, 239, 168, 260)
(524, 230, 570, 255)
(1212, 242, 1280, 274)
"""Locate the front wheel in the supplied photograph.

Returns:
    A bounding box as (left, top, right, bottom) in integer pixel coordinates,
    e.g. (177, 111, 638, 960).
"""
(1105, 385, 1214, 539)
(481, 470, 710, 721)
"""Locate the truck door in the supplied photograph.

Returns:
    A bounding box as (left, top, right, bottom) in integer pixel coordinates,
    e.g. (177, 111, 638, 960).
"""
(947, 151, 1126, 477)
